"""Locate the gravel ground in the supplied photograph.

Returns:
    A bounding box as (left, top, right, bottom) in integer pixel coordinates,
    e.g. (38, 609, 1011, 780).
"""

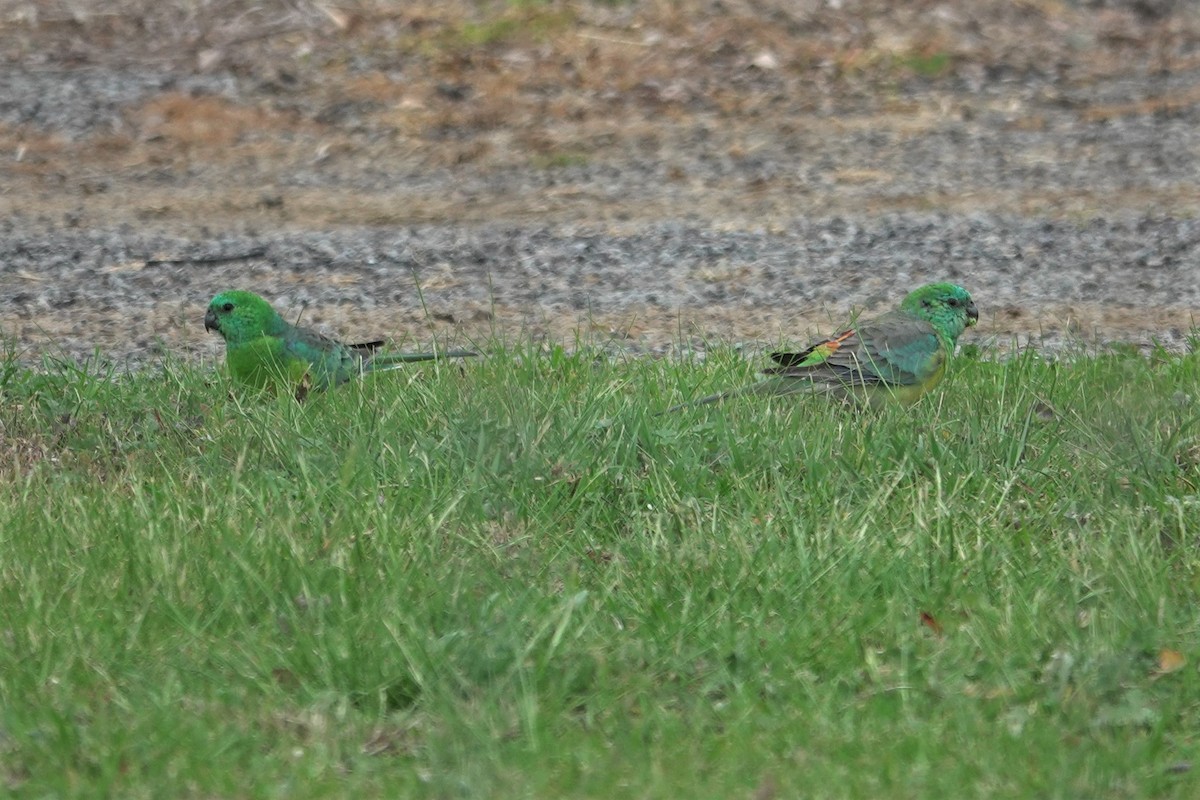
(2, 1, 1200, 365)
(3, 215, 1200, 366)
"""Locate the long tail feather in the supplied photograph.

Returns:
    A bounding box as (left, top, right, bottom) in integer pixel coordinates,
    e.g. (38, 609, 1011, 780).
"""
(659, 389, 739, 414)
(658, 378, 802, 414)
(366, 348, 478, 371)
(657, 376, 860, 414)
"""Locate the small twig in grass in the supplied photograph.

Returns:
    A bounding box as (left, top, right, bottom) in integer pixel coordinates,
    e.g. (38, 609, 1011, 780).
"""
(144, 247, 268, 267)
(576, 32, 650, 47)
(210, 24, 310, 49)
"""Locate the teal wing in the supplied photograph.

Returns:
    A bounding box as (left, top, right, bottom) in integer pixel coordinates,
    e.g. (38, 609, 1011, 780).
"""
(281, 322, 476, 388)
(765, 311, 944, 388)
(280, 323, 365, 388)
(366, 349, 478, 368)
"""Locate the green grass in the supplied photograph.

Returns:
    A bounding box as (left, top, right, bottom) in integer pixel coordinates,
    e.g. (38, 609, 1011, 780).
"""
(3, 342, 1200, 797)
(437, 3, 575, 51)
(899, 51, 953, 79)
(530, 150, 591, 170)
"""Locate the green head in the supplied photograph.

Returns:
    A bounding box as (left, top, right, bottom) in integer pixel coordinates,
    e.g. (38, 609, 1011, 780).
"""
(899, 282, 978, 344)
(204, 290, 286, 346)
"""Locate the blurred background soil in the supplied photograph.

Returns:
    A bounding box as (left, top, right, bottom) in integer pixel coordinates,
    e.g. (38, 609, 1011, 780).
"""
(1, 0, 1199, 363)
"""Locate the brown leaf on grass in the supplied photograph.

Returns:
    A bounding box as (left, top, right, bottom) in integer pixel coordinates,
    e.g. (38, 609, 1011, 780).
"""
(584, 548, 613, 564)
(363, 725, 418, 757)
(1153, 648, 1186, 678)
(294, 371, 312, 402)
(318, 4, 355, 32)
(753, 772, 778, 800)
(920, 611, 944, 638)
(272, 667, 300, 690)
(962, 682, 1014, 700)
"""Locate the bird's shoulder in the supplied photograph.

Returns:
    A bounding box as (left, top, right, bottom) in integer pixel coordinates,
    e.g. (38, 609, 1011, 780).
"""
(856, 310, 943, 356)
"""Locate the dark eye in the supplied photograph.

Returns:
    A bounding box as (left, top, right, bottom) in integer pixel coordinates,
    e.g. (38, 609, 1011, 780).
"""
(221, 302, 235, 312)
(947, 297, 961, 307)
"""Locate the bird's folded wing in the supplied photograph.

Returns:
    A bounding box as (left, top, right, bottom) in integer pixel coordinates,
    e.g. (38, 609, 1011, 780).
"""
(765, 314, 941, 387)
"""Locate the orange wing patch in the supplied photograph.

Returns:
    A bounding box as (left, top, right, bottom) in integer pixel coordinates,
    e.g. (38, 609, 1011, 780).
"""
(808, 329, 857, 361)
(825, 329, 856, 350)
(768, 328, 859, 370)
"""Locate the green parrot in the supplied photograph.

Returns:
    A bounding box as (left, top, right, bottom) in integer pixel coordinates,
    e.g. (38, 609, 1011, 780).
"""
(204, 290, 476, 392)
(665, 282, 978, 411)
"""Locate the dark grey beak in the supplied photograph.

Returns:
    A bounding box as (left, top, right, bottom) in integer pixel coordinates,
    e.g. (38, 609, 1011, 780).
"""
(204, 307, 220, 333)
(966, 300, 979, 325)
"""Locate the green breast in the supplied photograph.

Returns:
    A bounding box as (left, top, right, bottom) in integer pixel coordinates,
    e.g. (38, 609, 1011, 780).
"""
(226, 336, 310, 391)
